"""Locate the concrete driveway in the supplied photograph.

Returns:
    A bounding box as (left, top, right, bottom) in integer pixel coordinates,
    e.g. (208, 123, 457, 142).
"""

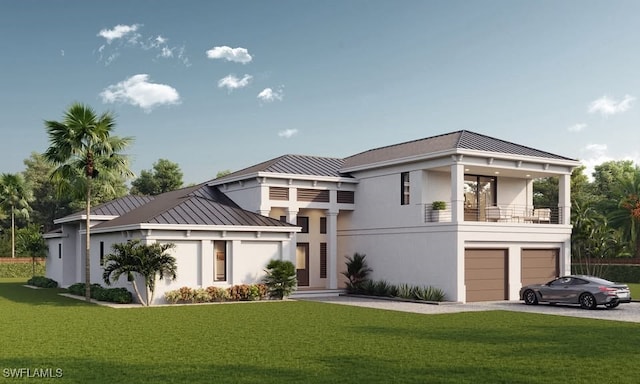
(302, 296, 640, 323)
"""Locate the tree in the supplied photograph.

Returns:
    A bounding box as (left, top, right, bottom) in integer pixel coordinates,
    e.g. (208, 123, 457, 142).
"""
(23, 152, 73, 232)
(130, 158, 183, 195)
(263, 259, 297, 299)
(607, 166, 640, 257)
(15, 224, 47, 276)
(44, 103, 134, 301)
(0, 173, 33, 258)
(102, 240, 177, 306)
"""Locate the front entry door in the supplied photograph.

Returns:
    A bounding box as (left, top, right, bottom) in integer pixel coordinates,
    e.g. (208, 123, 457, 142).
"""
(296, 243, 309, 286)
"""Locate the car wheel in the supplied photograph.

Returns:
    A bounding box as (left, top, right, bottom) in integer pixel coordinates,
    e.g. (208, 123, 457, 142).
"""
(579, 293, 597, 310)
(605, 301, 620, 309)
(523, 290, 538, 305)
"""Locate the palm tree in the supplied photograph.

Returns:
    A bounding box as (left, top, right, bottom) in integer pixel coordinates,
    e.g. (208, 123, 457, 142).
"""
(0, 173, 33, 258)
(102, 240, 177, 306)
(44, 103, 134, 301)
(607, 168, 640, 257)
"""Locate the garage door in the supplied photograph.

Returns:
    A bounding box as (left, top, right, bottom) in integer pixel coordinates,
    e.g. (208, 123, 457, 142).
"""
(465, 249, 507, 302)
(521, 249, 559, 287)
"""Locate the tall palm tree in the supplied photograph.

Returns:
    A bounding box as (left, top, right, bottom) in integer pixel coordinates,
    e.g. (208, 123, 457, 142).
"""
(103, 240, 177, 306)
(44, 103, 134, 301)
(608, 167, 640, 257)
(0, 173, 33, 258)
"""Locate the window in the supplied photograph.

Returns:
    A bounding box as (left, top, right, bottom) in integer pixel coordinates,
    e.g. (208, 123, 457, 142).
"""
(297, 216, 309, 233)
(401, 172, 410, 205)
(320, 243, 327, 278)
(214, 241, 226, 281)
(320, 217, 327, 234)
(463, 174, 497, 221)
(58, 243, 62, 259)
(99, 241, 105, 266)
(279, 215, 287, 223)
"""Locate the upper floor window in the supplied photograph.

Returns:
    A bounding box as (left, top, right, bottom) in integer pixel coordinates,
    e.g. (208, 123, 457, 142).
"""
(297, 216, 309, 233)
(320, 217, 327, 234)
(401, 172, 410, 205)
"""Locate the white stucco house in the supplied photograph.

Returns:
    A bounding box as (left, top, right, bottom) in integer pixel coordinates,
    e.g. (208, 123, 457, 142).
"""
(45, 130, 581, 304)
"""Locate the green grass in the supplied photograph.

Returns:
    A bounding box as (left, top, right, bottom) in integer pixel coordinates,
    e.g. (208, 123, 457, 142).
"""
(628, 283, 640, 298)
(1, 278, 639, 384)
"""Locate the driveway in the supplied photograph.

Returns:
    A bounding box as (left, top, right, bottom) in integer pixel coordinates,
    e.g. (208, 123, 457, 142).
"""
(302, 296, 640, 323)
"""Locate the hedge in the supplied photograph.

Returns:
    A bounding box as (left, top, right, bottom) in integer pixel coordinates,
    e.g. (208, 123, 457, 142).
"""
(572, 264, 640, 283)
(0, 262, 46, 278)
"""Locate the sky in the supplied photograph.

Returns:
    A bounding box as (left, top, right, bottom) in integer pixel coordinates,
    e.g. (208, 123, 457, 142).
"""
(1, 0, 640, 184)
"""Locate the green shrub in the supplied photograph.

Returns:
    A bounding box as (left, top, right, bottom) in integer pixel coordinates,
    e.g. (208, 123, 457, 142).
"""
(263, 260, 297, 300)
(65, 282, 133, 304)
(0, 262, 46, 278)
(342, 253, 372, 293)
(572, 264, 640, 283)
(396, 284, 413, 299)
(26, 275, 58, 288)
(353, 280, 446, 302)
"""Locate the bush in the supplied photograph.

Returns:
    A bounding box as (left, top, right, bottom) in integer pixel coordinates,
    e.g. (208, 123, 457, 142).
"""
(572, 264, 640, 283)
(342, 253, 372, 293)
(263, 260, 297, 300)
(27, 276, 58, 288)
(0, 262, 46, 278)
(65, 282, 133, 304)
(206, 286, 229, 302)
(353, 279, 446, 302)
(163, 284, 269, 304)
(192, 288, 210, 303)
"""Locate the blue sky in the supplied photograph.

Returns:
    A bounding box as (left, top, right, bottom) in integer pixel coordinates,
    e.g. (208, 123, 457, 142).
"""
(1, 0, 639, 184)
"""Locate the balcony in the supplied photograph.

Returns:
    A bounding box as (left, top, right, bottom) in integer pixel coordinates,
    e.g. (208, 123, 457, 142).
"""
(424, 203, 565, 224)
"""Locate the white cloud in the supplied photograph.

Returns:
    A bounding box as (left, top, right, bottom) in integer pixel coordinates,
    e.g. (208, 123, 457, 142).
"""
(257, 87, 284, 103)
(98, 24, 141, 43)
(206, 46, 252, 64)
(217, 74, 253, 91)
(278, 129, 298, 138)
(60, 49, 64, 57)
(100, 74, 180, 112)
(567, 123, 586, 132)
(96, 25, 190, 67)
(588, 95, 635, 116)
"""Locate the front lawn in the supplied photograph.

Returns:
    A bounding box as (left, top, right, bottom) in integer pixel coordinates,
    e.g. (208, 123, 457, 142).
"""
(628, 283, 640, 299)
(1, 278, 639, 383)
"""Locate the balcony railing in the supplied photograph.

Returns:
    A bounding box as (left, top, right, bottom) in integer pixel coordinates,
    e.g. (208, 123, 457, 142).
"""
(424, 204, 564, 224)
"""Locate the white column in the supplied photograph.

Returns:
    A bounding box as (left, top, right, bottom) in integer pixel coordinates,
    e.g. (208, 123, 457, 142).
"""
(450, 161, 465, 223)
(326, 210, 339, 289)
(287, 208, 299, 263)
(558, 174, 571, 225)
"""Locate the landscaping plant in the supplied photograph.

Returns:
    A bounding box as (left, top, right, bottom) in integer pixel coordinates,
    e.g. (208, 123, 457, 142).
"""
(263, 259, 297, 299)
(342, 252, 373, 293)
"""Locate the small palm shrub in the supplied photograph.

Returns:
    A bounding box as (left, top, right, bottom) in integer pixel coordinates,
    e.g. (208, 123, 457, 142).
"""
(27, 276, 58, 288)
(263, 260, 297, 300)
(342, 253, 373, 293)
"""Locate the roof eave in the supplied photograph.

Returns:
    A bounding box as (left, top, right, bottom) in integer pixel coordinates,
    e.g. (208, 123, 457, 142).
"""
(340, 148, 581, 173)
(209, 171, 357, 186)
(54, 214, 119, 225)
(89, 223, 302, 235)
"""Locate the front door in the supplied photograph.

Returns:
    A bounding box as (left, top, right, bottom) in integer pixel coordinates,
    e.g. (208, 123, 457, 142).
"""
(296, 243, 309, 286)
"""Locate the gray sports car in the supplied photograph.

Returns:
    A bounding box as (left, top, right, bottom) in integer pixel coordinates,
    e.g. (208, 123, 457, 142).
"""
(520, 275, 631, 309)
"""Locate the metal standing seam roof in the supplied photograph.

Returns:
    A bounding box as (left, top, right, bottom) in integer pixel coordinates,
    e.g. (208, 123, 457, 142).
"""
(58, 195, 155, 221)
(93, 183, 292, 229)
(342, 130, 577, 170)
(214, 154, 348, 182)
